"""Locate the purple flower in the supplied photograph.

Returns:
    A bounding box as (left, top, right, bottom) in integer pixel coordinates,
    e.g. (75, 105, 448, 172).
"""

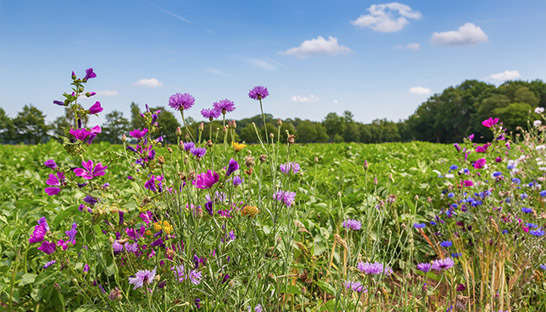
(74, 160, 107, 180)
(83, 68, 97, 81)
(70, 128, 91, 141)
(29, 224, 47, 244)
(65, 223, 78, 245)
(201, 108, 221, 120)
(226, 158, 239, 176)
(44, 159, 57, 170)
(254, 304, 263, 312)
(540, 264, 546, 270)
(190, 147, 207, 158)
(273, 190, 296, 207)
(113, 241, 124, 253)
(169, 93, 195, 111)
(530, 230, 545, 237)
(193, 170, 219, 189)
(83, 264, 90, 273)
(173, 265, 186, 282)
(53, 100, 65, 106)
(189, 270, 202, 285)
(83, 195, 98, 206)
(195, 298, 201, 309)
(151, 238, 164, 247)
(37, 217, 49, 231)
(440, 241, 452, 248)
(357, 261, 392, 275)
(280, 162, 300, 174)
(249, 86, 269, 100)
(233, 176, 243, 186)
(119, 211, 124, 225)
(183, 141, 195, 151)
(417, 262, 431, 273)
(37, 241, 56, 254)
(431, 257, 455, 271)
(88, 101, 103, 114)
(342, 219, 361, 230)
(205, 201, 214, 216)
(140, 211, 154, 224)
(213, 99, 236, 114)
(129, 128, 148, 139)
(145, 175, 160, 192)
(128, 267, 157, 289)
(125, 242, 139, 253)
(45, 172, 64, 196)
(43, 260, 56, 269)
(344, 281, 366, 293)
(413, 223, 426, 229)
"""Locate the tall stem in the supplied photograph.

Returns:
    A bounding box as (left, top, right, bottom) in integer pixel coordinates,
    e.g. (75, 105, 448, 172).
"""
(180, 110, 196, 142)
(259, 99, 269, 145)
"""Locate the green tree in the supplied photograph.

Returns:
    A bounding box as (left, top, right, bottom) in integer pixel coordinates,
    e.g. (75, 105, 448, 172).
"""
(149, 106, 180, 144)
(493, 102, 533, 133)
(323, 112, 345, 142)
(13, 105, 50, 144)
(0, 108, 16, 143)
(130, 102, 146, 130)
(51, 116, 71, 140)
(102, 110, 130, 144)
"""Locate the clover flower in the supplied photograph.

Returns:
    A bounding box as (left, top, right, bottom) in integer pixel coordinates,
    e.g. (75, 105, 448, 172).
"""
(169, 93, 195, 111)
(249, 86, 269, 100)
(128, 267, 156, 289)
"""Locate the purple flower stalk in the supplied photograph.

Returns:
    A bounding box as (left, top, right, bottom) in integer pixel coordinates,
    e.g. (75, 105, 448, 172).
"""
(128, 267, 157, 289)
(70, 128, 91, 141)
(129, 128, 148, 139)
(190, 147, 207, 158)
(201, 108, 221, 120)
(226, 158, 239, 176)
(357, 261, 392, 275)
(169, 93, 195, 111)
(44, 159, 57, 170)
(431, 257, 455, 271)
(74, 160, 107, 180)
(213, 99, 236, 114)
(65, 223, 78, 245)
(249, 86, 269, 100)
(83, 68, 97, 81)
(280, 162, 301, 174)
(193, 170, 219, 189)
(37, 241, 56, 254)
(273, 190, 296, 207)
(88, 101, 103, 114)
(44, 260, 56, 269)
(342, 219, 361, 231)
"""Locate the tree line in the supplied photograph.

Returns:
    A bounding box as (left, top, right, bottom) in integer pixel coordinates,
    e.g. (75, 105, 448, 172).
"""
(1, 79, 545, 145)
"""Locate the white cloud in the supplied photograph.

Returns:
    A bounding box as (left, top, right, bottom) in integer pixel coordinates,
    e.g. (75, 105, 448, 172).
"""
(134, 78, 163, 88)
(95, 90, 118, 96)
(409, 87, 431, 95)
(291, 94, 319, 103)
(283, 36, 352, 59)
(207, 68, 227, 76)
(488, 70, 521, 81)
(246, 58, 277, 71)
(430, 23, 488, 46)
(395, 42, 420, 50)
(333, 99, 339, 104)
(351, 3, 422, 32)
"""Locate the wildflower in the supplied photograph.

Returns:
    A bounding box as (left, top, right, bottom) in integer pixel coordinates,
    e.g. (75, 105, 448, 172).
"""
(342, 219, 362, 230)
(248, 86, 269, 100)
(201, 108, 221, 120)
(153, 220, 173, 234)
(129, 128, 148, 139)
(29, 222, 47, 244)
(183, 141, 195, 151)
(451, 252, 462, 258)
(357, 261, 392, 275)
(45, 172, 65, 196)
(462, 180, 474, 187)
(416, 263, 431, 273)
(453, 143, 461, 152)
(413, 223, 426, 229)
(145, 175, 163, 192)
(83, 68, 97, 81)
(195, 298, 201, 309)
(273, 190, 296, 207)
(534, 120, 542, 127)
(233, 176, 243, 186)
(108, 287, 122, 301)
(457, 284, 466, 291)
(475, 143, 490, 153)
(482, 117, 499, 128)
(431, 257, 454, 271)
(241, 205, 260, 217)
(125, 242, 139, 253)
(530, 230, 545, 237)
(213, 99, 236, 114)
(65, 223, 77, 245)
(70, 128, 91, 141)
(526, 223, 538, 228)
(440, 241, 452, 248)
(226, 158, 239, 176)
(540, 190, 546, 197)
(474, 158, 486, 169)
(193, 170, 219, 189)
(83, 264, 89, 273)
(344, 281, 366, 292)
(280, 162, 301, 174)
(88, 101, 103, 114)
(169, 93, 195, 111)
(522, 207, 533, 213)
(189, 270, 203, 285)
(53, 100, 65, 106)
(37, 241, 56, 254)
(232, 141, 246, 152)
(43, 260, 56, 269)
(190, 147, 207, 158)
(254, 304, 264, 312)
(74, 160, 107, 180)
(449, 165, 458, 171)
(44, 159, 57, 170)
(83, 195, 98, 206)
(536, 107, 544, 114)
(540, 264, 546, 270)
(128, 267, 157, 289)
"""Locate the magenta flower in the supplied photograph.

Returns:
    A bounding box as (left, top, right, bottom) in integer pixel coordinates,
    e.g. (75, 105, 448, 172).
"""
(249, 86, 269, 100)
(70, 128, 91, 141)
(87, 125, 102, 145)
(128, 267, 157, 289)
(65, 223, 78, 245)
(482, 117, 499, 128)
(474, 158, 486, 169)
(83, 68, 97, 81)
(45, 172, 65, 196)
(431, 257, 454, 271)
(129, 128, 148, 139)
(201, 108, 221, 120)
(190, 147, 207, 158)
(29, 224, 47, 244)
(193, 170, 219, 189)
(37, 241, 56, 254)
(213, 99, 236, 114)
(169, 93, 195, 111)
(462, 180, 474, 187)
(44, 159, 57, 170)
(226, 159, 239, 176)
(74, 160, 107, 180)
(475, 143, 490, 153)
(88, 101, 103, 114)
(189, 270, 203, 285)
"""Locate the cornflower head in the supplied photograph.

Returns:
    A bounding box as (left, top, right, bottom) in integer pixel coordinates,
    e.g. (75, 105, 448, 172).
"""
(357, 261, 392, 275)
(342, 219, 361, 230)
(249, 86, 269, 100)
(169, 93, 195, 111)
(213, 99, 236, 114)
(201, 108, 221, 120)
(280, 162, 301, 174)
(190, 147, 207, 158)
(417, 262, 431, 273)
(128, 267, 157, 289)
(273, 190, 296, 207)
(431, 257, 455, 271)
(344, 281, 366, 293)
(193, 170, 219, 189)
(73, 160, 107, 180)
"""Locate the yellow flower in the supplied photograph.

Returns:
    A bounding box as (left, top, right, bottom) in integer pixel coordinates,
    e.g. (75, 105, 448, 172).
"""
(232, 141, 246, 152)
(241, 205, 260, 217)
(153, 220, 173, 234)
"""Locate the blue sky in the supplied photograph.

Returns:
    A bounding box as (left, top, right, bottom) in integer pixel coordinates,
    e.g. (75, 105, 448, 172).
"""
(1, 0, 545, 126)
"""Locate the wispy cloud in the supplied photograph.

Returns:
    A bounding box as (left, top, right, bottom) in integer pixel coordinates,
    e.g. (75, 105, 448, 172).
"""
(409, 86, 431, 95)
(430, 23, 488, 46)
(245, 58, 278, 71)
(395, 43, 420, 50)
(207, 68, 228, 76)
(134, 78, 163, 88)
(282, 36, 352, 59)
(95, 90, 119, 96)
(352, 3, 422, 32)
(146, 1, 192, 24)
(488, 70, 520, 81)
(291, 94, 319, 103)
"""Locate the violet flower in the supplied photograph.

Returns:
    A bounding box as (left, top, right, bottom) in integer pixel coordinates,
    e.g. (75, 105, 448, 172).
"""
(201, 108, 221, 120)
(74, 160, 107, 180)
(342, 219, 361, 230)
(128, 267, 156, 289)
(226, 159, 239, 176)
(193, 170, 219, 189)
(44, 159, 57, 170)
(213, 99, 235, 114)
(190, 147, 206, 158)
(273, 190, 296, 207)
(83, 68, 97, 81)
(37, 241, 56, 254)
(65, 223, 78, 245)
(129, 128, 148, 139)
(88, 101, 103, 114)
(280, 162, 301, 174)
(431, 257, 455, 271)
(169, 93, 195, 111)
(70, 128, 91, 141)
(249, 86, 269, 100)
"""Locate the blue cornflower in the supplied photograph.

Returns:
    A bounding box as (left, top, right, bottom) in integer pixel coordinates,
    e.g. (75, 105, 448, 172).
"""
(493, 171, 502, 177)
(512, 178, 521, 184)
(448, 192, 455, 198)
(526, 223, 538, 228)
(522, 207, 533, 213)
(502, 229, 509, 234)
(413, 223, 426, 229)
(540, 264, 546, 270)
(521, 193, 528, 199)
(440, 241, 453, 248)
(530, 230, 544, 237)
(451, 252, 462, 258)
(450, 165, 458, 171)
(430, 221, 437, 226)
(540, 190, 546, 197)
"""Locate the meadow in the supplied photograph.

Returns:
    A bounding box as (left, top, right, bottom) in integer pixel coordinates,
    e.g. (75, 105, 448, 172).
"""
(0, 69, 545, 311)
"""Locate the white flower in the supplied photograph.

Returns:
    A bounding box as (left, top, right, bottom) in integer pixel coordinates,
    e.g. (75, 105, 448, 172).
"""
(538, 161, 545, 166)
(535, 107, 544, 114)
(445, 173, 454, 179)
(536, 145, 546, 151)
(534, 120, 542, 127)
(540, 167, 546, 171)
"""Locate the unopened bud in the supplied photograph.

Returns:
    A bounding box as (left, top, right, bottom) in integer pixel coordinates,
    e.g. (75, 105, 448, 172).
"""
(71, 71, 77, 80)
(364, 161, 368, 170)
(167, 147, 173, 153)
(231, 120, 237, 129)
(207, 140, 213, 148)
(278, 118, 282, 126)
(287, 134, 296, 145)
(184, 133, 190, 141)
(314, 157, 319, 163)
(259, 154, 267, 163)
(199, 123, 204, 132)
(158, 156, 165, 165)
(270, 133, 274, 139)
(176, 127, 182, 136)
(121, 134, 127, 142)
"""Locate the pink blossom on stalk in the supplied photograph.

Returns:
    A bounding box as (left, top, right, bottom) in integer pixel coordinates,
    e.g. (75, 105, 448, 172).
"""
(83, 68, 97, 81)
(475, 143, 490, 153)
(70, 128, 92, 141)
(474, 158, 486, 169)
(74, 160, 107, 180)
(468, 134, 474, 142)
(462, 180, 474, 187)
(45, 172, 65, 196)
(482, 117, 499, 128)
(129, 128, 148, 139)
(87, 126, 102, 144)
(29, 224, 47, 244)
(88, 101, 103, 114)
(37, 241, 56, 254)
(193, 170, 219, 189)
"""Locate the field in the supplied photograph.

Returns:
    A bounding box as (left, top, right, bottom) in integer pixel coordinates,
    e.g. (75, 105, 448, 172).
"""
(0, 75, 545, 312)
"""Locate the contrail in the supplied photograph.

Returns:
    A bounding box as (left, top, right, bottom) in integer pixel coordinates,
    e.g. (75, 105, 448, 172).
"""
(145, 1, 193, 24)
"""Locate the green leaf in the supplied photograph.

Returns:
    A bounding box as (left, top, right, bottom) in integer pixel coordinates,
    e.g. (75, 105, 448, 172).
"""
(19, 273, 37, 286)
(279, 284, 302, 295)
(316, 280, 336, 295)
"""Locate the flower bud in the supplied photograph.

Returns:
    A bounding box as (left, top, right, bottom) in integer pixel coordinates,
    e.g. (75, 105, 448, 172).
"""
(176, 127, 182, 136)
(363, 161, 368, 170)
(231, 120, 237, 129)
(121, 134, 127, 142)
(167, 147, 173, 153)
(207, 140, 213, 148)
(314, 157, 319, 163)
(158, 156, 165, 165)
(259, 154, 267, 163)
(278, 118, 282, 126)
(71, 71, 77, 79)
(199, 123, 204, 132)
(287, 134, 296, 145)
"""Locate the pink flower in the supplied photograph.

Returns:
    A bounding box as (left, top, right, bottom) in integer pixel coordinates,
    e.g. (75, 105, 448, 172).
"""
(88, 101, 103, 114)
(474, 158, 486, 169)
(475, 143, 490, 153)
(482, 117, 499, 128)
(193, 170, 219, 189)
(74, 160, 107, 180)
(462, 180, 474, 187)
